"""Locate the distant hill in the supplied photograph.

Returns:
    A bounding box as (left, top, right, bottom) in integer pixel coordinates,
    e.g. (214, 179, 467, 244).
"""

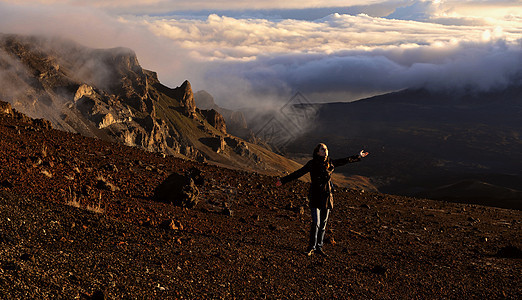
(281, 87, 522, 209)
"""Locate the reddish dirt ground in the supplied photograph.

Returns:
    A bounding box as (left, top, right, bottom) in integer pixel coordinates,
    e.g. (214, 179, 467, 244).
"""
(0, 113, 521, 299)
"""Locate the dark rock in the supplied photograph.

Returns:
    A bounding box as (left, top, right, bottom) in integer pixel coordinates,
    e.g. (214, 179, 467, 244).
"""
(90, 289, 105, 300)
(102, 164, 119, 172)
(1, 261, 18, 271)
(496, 245, 522, 259)
(186, 167, 205, 185)
(20, 253, 35, 262)
(141, 218, 156, 227)
(81, 185, 93, 196)
(200, 137, 226, 153)
(0, 179, 14, 189)
(268, 224, 280, 231)
(371, 265, 387, 275)
(222, 207, 233, 216)
(325, 236, 336, 245)
(153, 173, 200, 208)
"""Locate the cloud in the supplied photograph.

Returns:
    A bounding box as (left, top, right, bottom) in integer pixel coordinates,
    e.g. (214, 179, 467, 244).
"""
(0, 0, 521, 109)
(0, 0, 399, 14)
(138, 10, 522, 105)
(200, 39, 522, 107)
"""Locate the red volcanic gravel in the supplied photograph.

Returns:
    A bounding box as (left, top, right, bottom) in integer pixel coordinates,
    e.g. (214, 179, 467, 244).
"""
(0, 114, 521, 299)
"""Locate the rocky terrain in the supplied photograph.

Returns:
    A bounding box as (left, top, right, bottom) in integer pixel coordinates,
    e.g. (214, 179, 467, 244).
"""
(1, 96, 521, 299)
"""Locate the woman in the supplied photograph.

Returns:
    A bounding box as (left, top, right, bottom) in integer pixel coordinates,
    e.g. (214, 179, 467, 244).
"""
(276, 143, 369, 257)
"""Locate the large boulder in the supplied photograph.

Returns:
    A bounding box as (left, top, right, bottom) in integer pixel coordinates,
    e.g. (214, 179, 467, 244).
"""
(153, 173, 199, 208)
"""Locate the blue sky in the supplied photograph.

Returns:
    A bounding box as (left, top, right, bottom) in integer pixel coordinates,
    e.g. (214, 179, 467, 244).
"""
(1, 0, 521, 107)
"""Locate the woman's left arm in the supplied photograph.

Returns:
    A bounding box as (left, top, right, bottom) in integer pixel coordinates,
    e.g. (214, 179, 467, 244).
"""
(332, 150, 369, 167)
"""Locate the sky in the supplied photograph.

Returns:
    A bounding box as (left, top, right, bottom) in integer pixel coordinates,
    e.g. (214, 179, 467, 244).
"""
(0, 0, 521, 108)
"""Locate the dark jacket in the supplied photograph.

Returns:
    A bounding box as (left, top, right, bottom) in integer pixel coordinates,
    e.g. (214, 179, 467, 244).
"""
(280, 154, 361, 209)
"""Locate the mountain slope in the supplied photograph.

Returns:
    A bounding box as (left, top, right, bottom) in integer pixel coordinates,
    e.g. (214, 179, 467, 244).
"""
(0, 33, 301, 176)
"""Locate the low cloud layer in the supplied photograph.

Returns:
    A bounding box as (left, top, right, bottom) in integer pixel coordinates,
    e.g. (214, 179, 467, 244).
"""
(1, 0, 521, 108)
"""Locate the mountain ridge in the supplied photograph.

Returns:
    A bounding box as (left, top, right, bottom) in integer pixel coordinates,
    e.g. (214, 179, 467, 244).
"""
(0, 33, 309, 179)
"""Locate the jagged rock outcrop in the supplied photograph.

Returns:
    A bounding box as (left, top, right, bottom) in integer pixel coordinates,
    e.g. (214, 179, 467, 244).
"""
(178, 80, 196, 117)
(194, 90, 249, 137)
(200, 109, 227, 134)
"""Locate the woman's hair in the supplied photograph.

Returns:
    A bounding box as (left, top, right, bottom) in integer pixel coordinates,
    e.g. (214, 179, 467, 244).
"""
(313, 143, 328, 159)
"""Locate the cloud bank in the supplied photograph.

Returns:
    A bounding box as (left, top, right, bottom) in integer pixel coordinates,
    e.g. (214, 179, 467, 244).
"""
(0, 0, 521, 108)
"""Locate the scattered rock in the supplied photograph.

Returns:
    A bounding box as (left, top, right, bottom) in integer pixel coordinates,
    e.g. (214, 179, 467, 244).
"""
(221, 207, 233, 216)
(186, 167, 205, 185)
(40, 169, 53, 178)
(96, 177, 120, 192)
(141, 218, 157, 227)
(20, 253, 35, 262)
(325, 236, 336, 245)
(468, 217, 480, 222)
(159, 219, 183, 230)
(90, 289, 105, 300)
(496, 245, 522, 259)
(103, 164, 119, 172)
(268, 224, 280, 231)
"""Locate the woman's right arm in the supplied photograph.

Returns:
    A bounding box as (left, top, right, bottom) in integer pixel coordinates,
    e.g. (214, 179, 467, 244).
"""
(278, 161, 311, 185)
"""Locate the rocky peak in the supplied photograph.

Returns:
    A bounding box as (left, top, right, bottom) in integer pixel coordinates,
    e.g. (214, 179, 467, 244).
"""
(179, 80, 196, 116)
(102, 47, 142, 74)
(194, 90, 218, 110)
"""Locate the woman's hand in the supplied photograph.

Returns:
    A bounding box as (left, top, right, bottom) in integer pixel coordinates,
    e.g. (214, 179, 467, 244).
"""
(360, 150, 369, 158)
(276, 178, 282, 187)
